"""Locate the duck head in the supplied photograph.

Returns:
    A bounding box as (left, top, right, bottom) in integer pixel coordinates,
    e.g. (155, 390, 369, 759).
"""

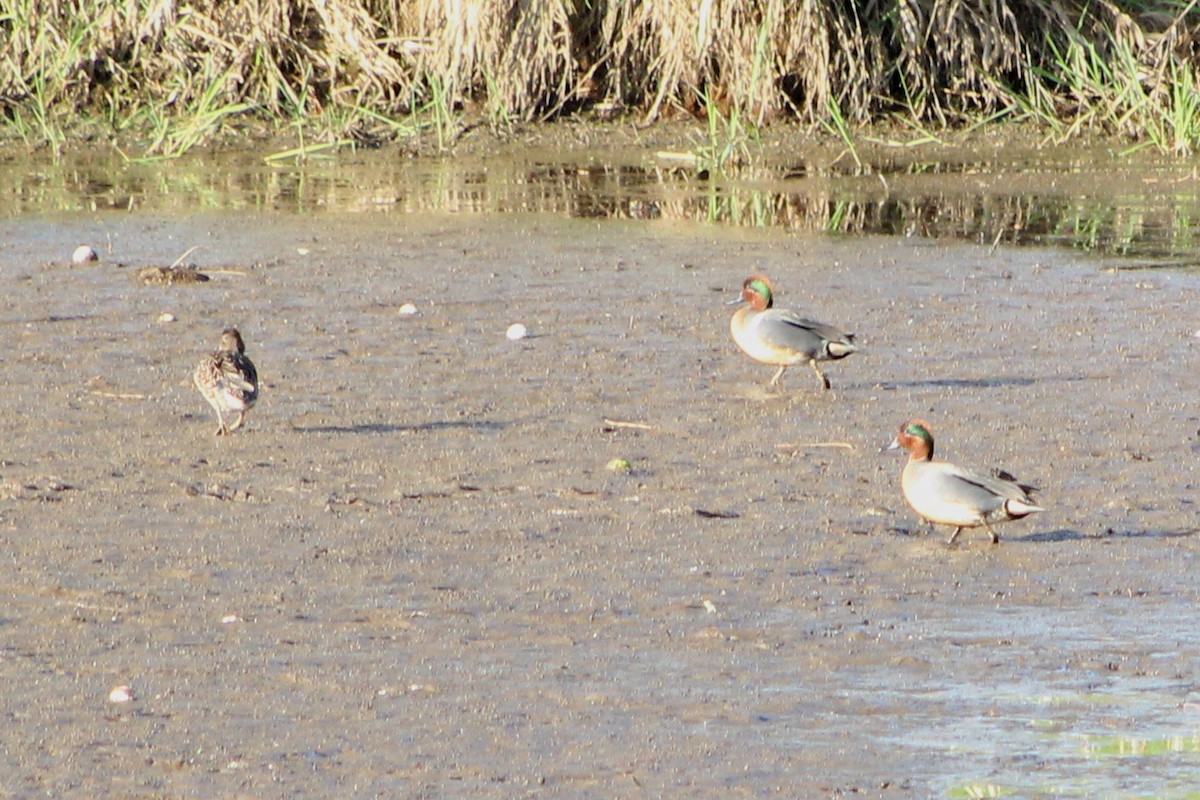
(739, 275, 774, 310)
(220, 328, 247, 354)
(885, 419, 935, 460)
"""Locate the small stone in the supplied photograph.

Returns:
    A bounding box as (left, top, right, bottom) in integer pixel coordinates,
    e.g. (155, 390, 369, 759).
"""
(72, 245, 99, 264)
(506, 323, 528, 341)
(158, 312, 176, 323)
(398, 303, 418, 316)
(108, 685, 134, 703)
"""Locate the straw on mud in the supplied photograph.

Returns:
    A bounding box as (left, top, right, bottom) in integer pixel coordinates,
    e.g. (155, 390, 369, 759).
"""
(603, 418, 654, 431)
(776, 442, 855, 451)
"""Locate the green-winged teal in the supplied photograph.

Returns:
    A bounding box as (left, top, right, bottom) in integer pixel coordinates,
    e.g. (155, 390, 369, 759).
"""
(194, 328, 259, 435)
(730, 274, 858, 390)
(886, 419, 1043, 544)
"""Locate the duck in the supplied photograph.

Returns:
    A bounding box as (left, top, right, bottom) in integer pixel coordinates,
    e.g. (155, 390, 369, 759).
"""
(729, 274, 858, 390)
(886, 419, 1043, 544)
(193, 328, 259, 435)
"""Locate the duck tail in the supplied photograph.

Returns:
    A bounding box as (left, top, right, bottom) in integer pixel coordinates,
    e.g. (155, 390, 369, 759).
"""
(1005, 498, 1044, 519)
(827, 338, 859, 359)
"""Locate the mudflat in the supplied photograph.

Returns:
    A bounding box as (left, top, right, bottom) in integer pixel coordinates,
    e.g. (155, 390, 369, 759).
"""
(2, 209, 1198, 797)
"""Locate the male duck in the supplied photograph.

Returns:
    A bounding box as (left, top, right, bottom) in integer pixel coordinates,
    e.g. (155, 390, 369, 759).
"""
(194, 327, 259, 436)
(730, 274, 859, 390)
(886, 419, 1043, 544)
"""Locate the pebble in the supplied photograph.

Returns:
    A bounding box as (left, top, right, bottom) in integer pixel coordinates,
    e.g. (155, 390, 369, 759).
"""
(72, 245, 98, 264)
(158, 312, 176, 324)
(108, 685, 134, 703)
(506, 323, 528, 341)
(398, 303, 418, 316)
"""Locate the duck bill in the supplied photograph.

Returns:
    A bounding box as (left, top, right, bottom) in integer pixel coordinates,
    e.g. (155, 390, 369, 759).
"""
(880, 436, 901, 454)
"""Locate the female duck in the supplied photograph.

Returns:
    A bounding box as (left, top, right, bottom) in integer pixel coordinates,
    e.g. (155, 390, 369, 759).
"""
(194, 328, 259, 435)
(730, 274, 858, 390)
(887, 419, 1043, 544)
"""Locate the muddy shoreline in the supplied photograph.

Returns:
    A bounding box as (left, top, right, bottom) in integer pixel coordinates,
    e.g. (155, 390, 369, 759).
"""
(2, 208, 1198, 797)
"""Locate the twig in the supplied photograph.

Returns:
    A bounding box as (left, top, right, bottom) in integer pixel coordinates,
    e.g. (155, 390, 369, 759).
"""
(88, 390, 148, 400)
(85, 377, 148, 400)
(775, 441, 854, 450)
(603, 418, 654, 430)
(169, 245, 202, 269)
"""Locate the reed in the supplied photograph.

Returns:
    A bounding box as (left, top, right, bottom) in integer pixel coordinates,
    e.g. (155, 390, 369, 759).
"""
(1, 0, 1198, 156)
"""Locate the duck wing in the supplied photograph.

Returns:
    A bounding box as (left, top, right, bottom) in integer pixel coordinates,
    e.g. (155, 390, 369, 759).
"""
(991, 467, 1038, 496)
(757, 309, 858, 358)
(939, 462, 1037, 505)
(215, 352, 258, 400)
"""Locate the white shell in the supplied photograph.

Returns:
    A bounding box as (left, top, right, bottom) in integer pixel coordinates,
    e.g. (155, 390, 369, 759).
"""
(398, 303, 418, 316)
(506, 323, 528, 341)
(157, 312, 176, 323)
(72, 245, 99, 264)
(108, 685, 134, 703)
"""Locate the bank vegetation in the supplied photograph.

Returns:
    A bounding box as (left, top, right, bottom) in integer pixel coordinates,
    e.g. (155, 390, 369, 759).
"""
(1, 0, 1198, 159)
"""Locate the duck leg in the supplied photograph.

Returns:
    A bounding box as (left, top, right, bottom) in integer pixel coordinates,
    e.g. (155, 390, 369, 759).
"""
(768, 366, 787, 388)
(946, 526, 964, 545)
(808, 359, 832, 390)
(984, 522, 1001, 544)
(229, 410, 246, 432)
(214, 409, 228, 436)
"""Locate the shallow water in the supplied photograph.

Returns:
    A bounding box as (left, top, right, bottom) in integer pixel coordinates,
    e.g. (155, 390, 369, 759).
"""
(4, 127, 1200, 263)
(1, 138, 1200, 798)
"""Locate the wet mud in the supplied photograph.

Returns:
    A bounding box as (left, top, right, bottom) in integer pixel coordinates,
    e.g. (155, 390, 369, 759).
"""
(1, 207, 1199, 797)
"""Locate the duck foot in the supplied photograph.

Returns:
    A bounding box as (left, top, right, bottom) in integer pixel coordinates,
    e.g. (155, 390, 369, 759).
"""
(808, 360, 831, 390)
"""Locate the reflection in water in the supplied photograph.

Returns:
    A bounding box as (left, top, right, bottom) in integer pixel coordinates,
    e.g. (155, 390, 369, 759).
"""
(3, 147, 1198, 262)
(1082, 733, 1200, 756)
(948, 785, 1007, 799)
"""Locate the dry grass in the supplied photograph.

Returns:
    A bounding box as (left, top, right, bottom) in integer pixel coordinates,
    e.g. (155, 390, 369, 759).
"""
(1, 0, 1198, 155)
